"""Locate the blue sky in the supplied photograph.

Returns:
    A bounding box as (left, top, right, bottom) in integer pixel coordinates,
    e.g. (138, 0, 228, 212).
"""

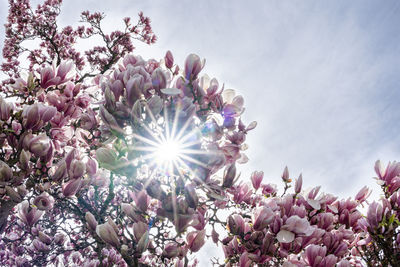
(1, 0, 400, 264)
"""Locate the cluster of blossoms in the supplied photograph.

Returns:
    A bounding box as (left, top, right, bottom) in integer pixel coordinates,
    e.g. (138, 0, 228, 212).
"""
(1, 0, 156, 89)
(1, 1, 400, 267)
(216, 168, 367, 266)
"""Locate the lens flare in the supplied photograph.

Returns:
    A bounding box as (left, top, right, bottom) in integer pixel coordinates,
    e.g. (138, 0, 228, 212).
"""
(155, 139, 183, 166)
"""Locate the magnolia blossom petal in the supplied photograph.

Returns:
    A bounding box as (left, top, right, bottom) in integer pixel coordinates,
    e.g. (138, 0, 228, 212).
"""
(277, 230, 295, 243)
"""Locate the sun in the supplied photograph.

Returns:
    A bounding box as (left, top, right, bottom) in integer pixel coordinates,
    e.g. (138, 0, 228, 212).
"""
(154, 139, 183, 166)
(130, 100, 213, 180)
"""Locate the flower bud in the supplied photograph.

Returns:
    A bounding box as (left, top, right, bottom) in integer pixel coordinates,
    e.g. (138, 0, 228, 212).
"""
(23, 104, 39, 129)
(184, 54, 204, 80)
(211, 228, 219, 244)
(85, 212, 98, 231)
(62, 178, 82, 197)
(0, 160, 13, 182)
(136, 231, 150, 254)
(96, 147, 118, 170)
(33, 239, 49, 252)
(133, 222, 148, 241)
(5, 186, 22, 203)
(162, 242, 179, 258)
(68, 160, 86, 179)
(222, 164, 236, 188)
(282, 166, 290, 183)
(251, 171, 263, 191)
(39, 105, 57, 123)
(0, 97, 12, 121)
(295, 174, 303, 194)
(227, 214, 245, 236)
(38, 231, 52, 245)
(165, 50, 174, 69)
(86, 158, 98, 176)
(184, 184, 198, 209)
(151, 68, 167, 90)
(19, 150, 31, 170)
(96, 221, 120, 248)
(99, 106, 123, 134)
(126, 76, 144, 107)
(52, 160, 67, 182)
(54, 233, 65, 245)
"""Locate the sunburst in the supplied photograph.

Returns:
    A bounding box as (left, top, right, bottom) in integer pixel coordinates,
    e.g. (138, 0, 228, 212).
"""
(131, 99, 212, 178)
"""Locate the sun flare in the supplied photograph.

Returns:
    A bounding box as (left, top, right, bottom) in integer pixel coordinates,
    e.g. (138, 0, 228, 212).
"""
(154, 139, 183, 166)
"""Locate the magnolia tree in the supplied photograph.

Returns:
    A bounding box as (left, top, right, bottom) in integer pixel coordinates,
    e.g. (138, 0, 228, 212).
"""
(0, 1, 399, 267)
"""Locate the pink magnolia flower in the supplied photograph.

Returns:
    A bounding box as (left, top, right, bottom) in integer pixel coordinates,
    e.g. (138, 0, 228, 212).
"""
(80, 109, 98, 130)
(62, 178, 83, 197)
(137, 231, 150, 253)
(355, 186, 371, 203)
(0, 97, 12, 121)
(303, 245, 337, 267)
(68, 160, 86, 179)
(25, 134, 51, 157)
(261, 183, 277, 196)
(184, 53, 204, 80)
(227, 214, 245, 236)
(133, 222, 148, 242)
(33, 192, 54, 211)
(252, 206, 274, 231)
(151, 68, 167, 90)
(238, 252, 252, 267)
(85, 212, 98, 231)
(295, 174, 303, 194)
(96, 147, 118, 169)
(86, 158, 98, 177)
(18, 200, 44, 227)
(75, 94, 91, 109)
(186, 229, 206, 252)
(162, 242, 180, 258)
(277, 215, 314, 243)
(164, 50, 174, 69)
(22, 103, 39, 129)
(375, 160, 400, 194)
(96, 221, 120, 248)
(365, 201, 384, 231)
(133, 190, 149, 213)
(19, 150, 30, 170)
(52, 160, 67, 182)
(32, 239, 49, 252)
(38, 231, 52, 245)
(251, 171, 264, 191)
(282, 166, 290, 183)
(40, 60, 74, 89)
(0, 160, 13, 182)
(222, 164, 237, 188)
